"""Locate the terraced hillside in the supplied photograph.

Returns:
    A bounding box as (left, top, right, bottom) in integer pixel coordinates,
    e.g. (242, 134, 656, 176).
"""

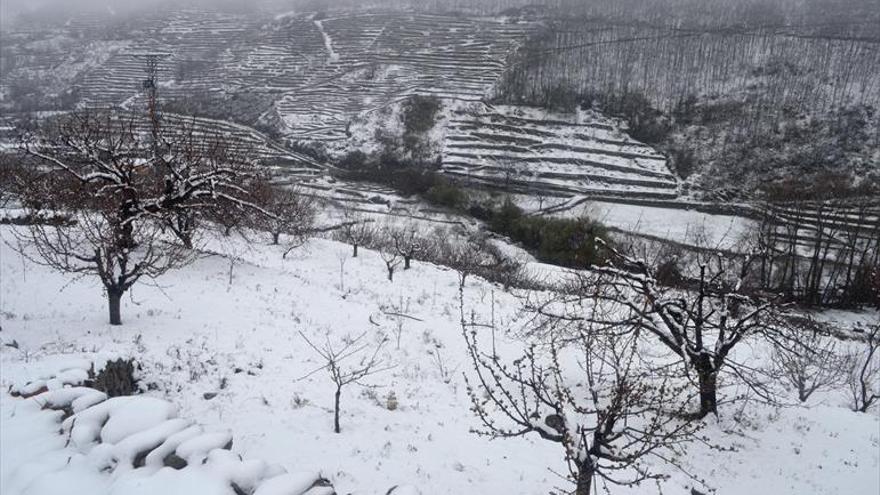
(1, 6, 685, 206)
(762, 198, 880, 258)
(1, 9, 533, 143)
(442, 105, 678, 199)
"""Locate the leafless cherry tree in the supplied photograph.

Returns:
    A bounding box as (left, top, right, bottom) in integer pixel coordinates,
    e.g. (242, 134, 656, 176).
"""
(434, 232, 520, 288)
(846, 323, 880, 413)
(15, 110, 267, 325)
(390, 222, 423, 270)
(378, 228, 403, 282)
(298, 330, 393, 433)
(462, 310, 701, 495)
(251, 180, 315, 249)
(770, 316, 846, 403)
(541, 240, 778, 418)
(338, 209, 375, 258)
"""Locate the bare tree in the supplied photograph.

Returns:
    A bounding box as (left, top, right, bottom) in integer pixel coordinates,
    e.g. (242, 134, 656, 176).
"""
(770, 316, 846, 403)
(391, 222, 423, 270)
(298, 331, 393, 433)
(250, 180, 315, 249)
(846, 323, 880, 413)
(20, 193, 190, 325)
(378, 231, 403, 282)
(462, 303, 700, 495)
(545, 240, 778, 418)
(338, 209, 375, 258)
(15, 111, 267, 325)
(335, 249, 349, 292)
(204, 194, 250, 238)
(434, 232, 520, 288)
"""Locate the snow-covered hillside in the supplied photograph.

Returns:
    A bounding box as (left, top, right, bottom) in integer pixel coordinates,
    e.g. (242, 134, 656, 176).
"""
(1, 226, 878, 495)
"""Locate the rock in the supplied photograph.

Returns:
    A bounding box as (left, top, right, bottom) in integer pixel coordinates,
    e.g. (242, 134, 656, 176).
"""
(163, 452, 189, 470)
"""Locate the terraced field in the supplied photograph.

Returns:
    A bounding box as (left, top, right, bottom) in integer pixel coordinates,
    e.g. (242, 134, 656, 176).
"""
(442, 105, 679, 199)
(1, 7, 687, 204)
(2, 9, 532, 143)
(761, 198, 880, 259)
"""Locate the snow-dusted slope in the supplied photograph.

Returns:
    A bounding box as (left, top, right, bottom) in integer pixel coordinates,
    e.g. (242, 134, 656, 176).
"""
(442, 105, 678, 199)
(1, 226, 878, 495)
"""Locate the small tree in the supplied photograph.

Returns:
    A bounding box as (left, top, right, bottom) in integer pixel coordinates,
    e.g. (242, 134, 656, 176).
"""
(770, 316, 846, 403)
(378, 231, 403, 282)
(391, 222, 423, 270)
(338, 210, 374, 258)
(251, 180, 315, 248)
(205, 195, 249, 237)
(298, 331, 393, 433)
(435, 232, 517, 288)
(846, 323, 880, 413)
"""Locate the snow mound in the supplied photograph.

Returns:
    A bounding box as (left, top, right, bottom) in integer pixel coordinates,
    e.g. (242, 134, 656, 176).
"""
(2, 364, 361, 495)
(100, 397, 178, 444)
(174, 431, 233, 464)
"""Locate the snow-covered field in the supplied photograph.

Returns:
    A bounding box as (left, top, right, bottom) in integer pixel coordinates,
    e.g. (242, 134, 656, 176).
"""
(1, 226, 878, 495)
(548, 199, 756, 251)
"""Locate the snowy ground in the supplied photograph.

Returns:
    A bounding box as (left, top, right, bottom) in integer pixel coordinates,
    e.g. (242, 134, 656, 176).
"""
(549, 199, 756, 251)
(1, 225, 878, 495)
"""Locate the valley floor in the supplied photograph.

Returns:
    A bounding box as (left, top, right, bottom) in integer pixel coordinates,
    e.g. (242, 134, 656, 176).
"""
(1, 226, 878, 495)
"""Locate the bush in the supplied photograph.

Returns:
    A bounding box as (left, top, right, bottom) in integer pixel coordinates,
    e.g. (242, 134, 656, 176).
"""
(655, 257, 685, 287)
(88, 358, 140, 397)
(487, 198, 609, 268)
(333, 152, 440, 197)
(401, 95, 442, 135)
(669, 146, 697, 179)
(425, 177, 468, 209)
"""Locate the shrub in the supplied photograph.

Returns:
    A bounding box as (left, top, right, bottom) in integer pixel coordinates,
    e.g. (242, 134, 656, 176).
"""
(425, 177, 468, 209)
(88, 359, 140, 397)
(669, 146, 697, 179)
(334, 153, 439, 197)
(401, 95, 442, 135)
(486, 198, 609, 268)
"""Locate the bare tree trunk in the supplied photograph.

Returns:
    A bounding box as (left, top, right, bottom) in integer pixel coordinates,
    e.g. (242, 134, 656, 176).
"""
(404, 255, 411, 270)
(387, 266, 394, 282)
(353, 244, 358, 258)
(575, 462, 593, 495)
(176, 212, 194, 249)
(272, 232, 280, 245)
(108, 288, 123, 326)
(334, 386, 341, 433)
(696, 357, 718, 417)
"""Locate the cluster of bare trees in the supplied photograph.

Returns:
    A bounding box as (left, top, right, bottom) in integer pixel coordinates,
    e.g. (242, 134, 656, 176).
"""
(497, 1, 879, 120)
(460, 233, 879, 493)
(4, 110, 314, 325)
(748, 191, 879, 308)
(333, 209, 524, 287)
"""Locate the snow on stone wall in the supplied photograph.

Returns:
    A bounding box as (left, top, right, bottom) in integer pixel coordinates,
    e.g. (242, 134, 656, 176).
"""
(4, 361, 416, 495)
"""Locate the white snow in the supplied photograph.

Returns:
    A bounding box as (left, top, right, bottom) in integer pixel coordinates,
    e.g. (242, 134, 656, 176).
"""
(253, 472, 321, 495)
(1, 225, 878, 495)
(174, 431, 233, 463)
(144, 425, 203, 467)
(561, 199, 755, 250)
(313, 20, 340, 63)
(100, 397, 178, 444)
(112, 418, 191, 468)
